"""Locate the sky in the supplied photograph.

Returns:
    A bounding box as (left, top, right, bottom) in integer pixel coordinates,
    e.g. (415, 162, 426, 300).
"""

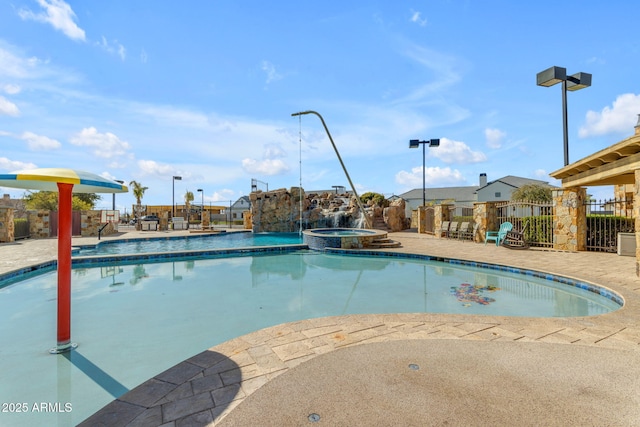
(1, 0, 640, 212)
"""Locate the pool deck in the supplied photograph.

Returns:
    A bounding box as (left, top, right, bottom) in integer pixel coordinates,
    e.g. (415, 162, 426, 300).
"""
(2, 229, 640, 426)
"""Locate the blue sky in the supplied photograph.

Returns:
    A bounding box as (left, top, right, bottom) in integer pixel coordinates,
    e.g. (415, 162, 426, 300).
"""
(1, 1, 639, 211)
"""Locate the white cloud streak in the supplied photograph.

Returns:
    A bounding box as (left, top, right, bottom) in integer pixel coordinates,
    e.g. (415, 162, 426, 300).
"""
(0, 96, 20, 116)
(18, 0, 86, 42)
(21, 131, 61, 150)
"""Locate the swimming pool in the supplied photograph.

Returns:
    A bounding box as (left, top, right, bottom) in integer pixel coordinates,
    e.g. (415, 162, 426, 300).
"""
(74, 231, 303, 256)
(0, 248, 622, 426)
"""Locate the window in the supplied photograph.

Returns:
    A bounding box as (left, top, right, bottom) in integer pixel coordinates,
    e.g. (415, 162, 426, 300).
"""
(495, 192, 501, 198)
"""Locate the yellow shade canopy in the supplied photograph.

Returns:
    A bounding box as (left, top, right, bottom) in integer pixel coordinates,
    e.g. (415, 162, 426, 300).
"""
(0, 168, 128, 194)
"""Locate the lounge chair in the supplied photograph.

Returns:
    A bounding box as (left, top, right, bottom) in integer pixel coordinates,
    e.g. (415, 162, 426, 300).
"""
(445, 221, 459, 239)
(459, 222, 478, 242)
(455, 222, 470, 240)
(485, 221, 513, 246)
(501, 221, 529, 249)
(438, 221, 450, 238)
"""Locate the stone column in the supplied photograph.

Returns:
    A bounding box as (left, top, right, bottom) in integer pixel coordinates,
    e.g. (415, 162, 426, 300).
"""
(434, 204, 452, 238)
(553, 187, 586, 251)
(634, 170, 640, 276)
(473, 202, 497, 243)
(0, 207, 15, 243)
(417, 206, 427, 234)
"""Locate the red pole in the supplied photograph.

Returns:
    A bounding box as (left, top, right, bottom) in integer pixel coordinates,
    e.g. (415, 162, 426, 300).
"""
(54, 182, 75, 352)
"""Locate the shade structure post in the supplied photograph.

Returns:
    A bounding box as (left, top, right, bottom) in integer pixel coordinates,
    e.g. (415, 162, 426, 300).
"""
(52, 182, 77, 353)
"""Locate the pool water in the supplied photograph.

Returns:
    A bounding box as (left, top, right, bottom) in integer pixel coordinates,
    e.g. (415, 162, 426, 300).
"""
(0, 250, 620, 426)
(75, 232, 303, 256)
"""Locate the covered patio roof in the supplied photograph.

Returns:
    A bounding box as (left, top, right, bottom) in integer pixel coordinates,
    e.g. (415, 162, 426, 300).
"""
(550, 130, 640, 187)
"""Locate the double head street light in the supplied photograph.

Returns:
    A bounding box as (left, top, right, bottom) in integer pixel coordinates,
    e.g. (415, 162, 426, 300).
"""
(536, 66, 592, 166)
(409, 138, 440, 206)
(172, 175, 182, 218)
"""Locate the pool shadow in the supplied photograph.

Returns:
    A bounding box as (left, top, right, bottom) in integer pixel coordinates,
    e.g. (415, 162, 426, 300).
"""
(78, 349, 241, 426)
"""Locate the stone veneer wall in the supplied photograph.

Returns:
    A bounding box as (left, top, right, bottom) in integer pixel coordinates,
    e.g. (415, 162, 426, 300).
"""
(80, 210, 119, 237)
(0, 207, 15, 243)
(27, 210, 51, 238)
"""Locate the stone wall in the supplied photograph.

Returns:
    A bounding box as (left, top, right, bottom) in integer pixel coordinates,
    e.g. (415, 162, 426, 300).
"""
(80, 210, 119, 237)
(0, 207, 14, 243)
(27, 210, 51, 238)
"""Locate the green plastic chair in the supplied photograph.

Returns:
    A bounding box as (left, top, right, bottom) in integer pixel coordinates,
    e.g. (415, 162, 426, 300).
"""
(485, 221, 513, 246)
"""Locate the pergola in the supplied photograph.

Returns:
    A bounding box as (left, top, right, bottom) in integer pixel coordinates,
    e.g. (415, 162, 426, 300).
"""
(550, 126, 640, 187)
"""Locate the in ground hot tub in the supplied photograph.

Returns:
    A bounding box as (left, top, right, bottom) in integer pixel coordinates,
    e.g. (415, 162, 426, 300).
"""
(303, 228, 387, 250)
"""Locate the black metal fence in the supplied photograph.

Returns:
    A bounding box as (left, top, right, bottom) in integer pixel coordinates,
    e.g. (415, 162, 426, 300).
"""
(584, 198, 634, 252)
(496, 200, 554, 248)
(13, 218, 30, 240)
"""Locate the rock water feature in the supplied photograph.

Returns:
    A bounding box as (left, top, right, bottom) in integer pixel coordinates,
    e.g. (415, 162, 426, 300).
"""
(249, 187, 409, 233)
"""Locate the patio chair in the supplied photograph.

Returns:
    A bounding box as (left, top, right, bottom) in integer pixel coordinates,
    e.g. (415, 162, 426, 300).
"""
(485, 221, 512, 246)
(455, 222, 470, 240)
(445, 221, 459, 239)
(438, 221, 450, 238)
(501, 221, 529, 250)
(459, 222, 479, 242)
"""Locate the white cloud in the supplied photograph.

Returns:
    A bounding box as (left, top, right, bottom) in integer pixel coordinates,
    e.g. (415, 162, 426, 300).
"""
(2, 84, 21, 94)
(140, 49, 148, 64)
(261, 60, 282, 84)
(0, 96, 20, 116)
(241, 158, 290, 175)
(20, 131, 61, 150)
(18, 0, 86, 42)
(410, 10, 427, 26)
(97, 36, 126, 61)
(430, 137, 487, 164)
(210, 189, 235, 203)
(69, 127, 131, 158)
(137, 159, 179, 177)
(533, 169, 549, 179)
(579, 93, 640, 137)
(395, 166, 466, 187)
(484, 128, 506, 149)
(0, 157, 37, 171)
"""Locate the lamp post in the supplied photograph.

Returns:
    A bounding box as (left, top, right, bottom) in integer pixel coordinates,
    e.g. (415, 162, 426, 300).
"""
(172, 176, 182, 218)
(409, 139, 440, 206)
(536, 66, 592, 166)
(197, 188, 203, 225)
(112, 180, 124, 210)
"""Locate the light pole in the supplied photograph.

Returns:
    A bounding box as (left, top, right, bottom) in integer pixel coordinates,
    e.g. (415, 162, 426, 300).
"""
(112, 180, 124, 210)
(197, 188, 203, 225)
(536, 66, 592, 166)
(172, 176, 182, 218)
(409, 139, 440, 206)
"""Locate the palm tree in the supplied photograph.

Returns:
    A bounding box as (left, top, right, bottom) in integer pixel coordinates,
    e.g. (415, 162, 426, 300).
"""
(184, 190, 194, 224)
(129, 180, 148, 229)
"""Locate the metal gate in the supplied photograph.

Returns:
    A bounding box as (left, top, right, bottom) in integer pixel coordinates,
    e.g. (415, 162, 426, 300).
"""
(424, 206, 435, 234)
(49, 211, 82, 237)
(13, 219, 30, 240)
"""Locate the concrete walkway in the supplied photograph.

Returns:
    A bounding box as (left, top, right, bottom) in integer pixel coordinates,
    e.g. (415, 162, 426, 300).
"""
(2, 229, 639, 426)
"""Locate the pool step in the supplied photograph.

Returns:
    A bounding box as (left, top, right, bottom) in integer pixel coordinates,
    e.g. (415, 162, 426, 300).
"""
(369, 238, 401, 248)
